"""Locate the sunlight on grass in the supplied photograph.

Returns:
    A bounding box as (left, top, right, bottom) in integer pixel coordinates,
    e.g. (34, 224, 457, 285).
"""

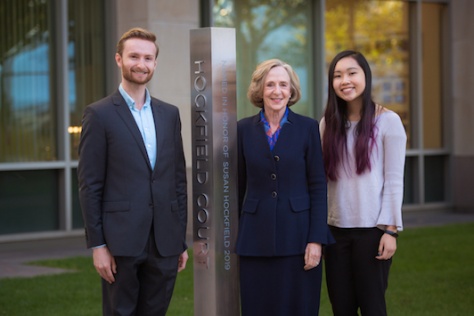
(0, 223, 473, 315)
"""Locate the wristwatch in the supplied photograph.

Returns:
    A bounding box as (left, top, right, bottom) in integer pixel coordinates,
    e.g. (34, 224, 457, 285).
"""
(384, 229, 399, 238)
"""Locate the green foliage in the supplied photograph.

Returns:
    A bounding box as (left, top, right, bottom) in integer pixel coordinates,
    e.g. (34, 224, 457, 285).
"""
(0, 223, 473, 315)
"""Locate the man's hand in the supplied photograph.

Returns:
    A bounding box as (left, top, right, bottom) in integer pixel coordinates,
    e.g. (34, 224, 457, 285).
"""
(92, 246, 117, 284)
(177, 250, 189, 272)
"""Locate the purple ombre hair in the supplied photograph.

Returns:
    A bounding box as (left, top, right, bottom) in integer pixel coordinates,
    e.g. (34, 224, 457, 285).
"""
(322, 50, 377, 181)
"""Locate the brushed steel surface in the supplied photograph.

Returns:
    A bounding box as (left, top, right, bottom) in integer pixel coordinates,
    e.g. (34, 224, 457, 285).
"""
(190, 27, 240, 316)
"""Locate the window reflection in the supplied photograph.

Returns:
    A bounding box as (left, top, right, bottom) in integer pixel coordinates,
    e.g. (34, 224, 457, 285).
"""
(0, 0, 105, 162)
(325, 0, 411, 147)
(211, 0, 450, 207)
(68, 0, 106, 160)
(0, 0, 56, 162)
(213, 0, 313, 119)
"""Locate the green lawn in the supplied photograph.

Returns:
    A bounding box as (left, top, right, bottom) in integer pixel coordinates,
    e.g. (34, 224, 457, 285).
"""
(0, 223, 473, 315)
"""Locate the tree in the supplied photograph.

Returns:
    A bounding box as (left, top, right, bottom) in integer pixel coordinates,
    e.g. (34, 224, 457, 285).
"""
(215, 0, 311, 118)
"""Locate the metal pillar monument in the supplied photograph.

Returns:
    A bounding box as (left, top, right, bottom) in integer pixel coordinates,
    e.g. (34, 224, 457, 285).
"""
(190, 27, 240, 316)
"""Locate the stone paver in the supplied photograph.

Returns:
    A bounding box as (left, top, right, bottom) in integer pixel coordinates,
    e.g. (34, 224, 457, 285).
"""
(0, 235, 90, 279)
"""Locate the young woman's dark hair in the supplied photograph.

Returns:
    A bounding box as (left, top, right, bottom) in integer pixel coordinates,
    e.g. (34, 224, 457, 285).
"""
(322, 50, 377, 181)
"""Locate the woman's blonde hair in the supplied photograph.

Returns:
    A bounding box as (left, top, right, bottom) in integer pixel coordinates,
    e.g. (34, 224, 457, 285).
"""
(247, 59, 301, 108)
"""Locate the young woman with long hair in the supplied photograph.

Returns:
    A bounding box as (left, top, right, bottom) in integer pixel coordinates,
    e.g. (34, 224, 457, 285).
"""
(320, 50, 407, 316)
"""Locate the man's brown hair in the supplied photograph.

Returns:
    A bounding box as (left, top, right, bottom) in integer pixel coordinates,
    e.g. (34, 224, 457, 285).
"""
(116, 27, 159, 58)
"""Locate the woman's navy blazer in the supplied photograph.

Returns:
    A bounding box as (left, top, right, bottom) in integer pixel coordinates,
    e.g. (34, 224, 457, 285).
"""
(236, 108, 332, 257)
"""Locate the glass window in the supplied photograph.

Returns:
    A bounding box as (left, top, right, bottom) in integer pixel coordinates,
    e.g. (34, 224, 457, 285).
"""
(213, 0, 314, 119)
(403, 156, 417, 204)
(0, 0, 106, 235)
(209, 0, 449, 208)
(0, 0, 106, 162)
(424, 155, 445, 202)
(325, 0, 411, 147)
(0, 0, 57, 162)
(68, 0, 106, 160)
(0, 170, 59, 235)
(71, 168, 83, 229)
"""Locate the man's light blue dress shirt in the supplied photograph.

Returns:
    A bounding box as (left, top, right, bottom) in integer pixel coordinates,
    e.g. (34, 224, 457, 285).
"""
(119, 84, 157, 169)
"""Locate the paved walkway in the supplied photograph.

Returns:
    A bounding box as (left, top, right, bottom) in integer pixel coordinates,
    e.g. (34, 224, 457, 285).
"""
(0, 235, 90, 279)
(1, 208, 474, 279)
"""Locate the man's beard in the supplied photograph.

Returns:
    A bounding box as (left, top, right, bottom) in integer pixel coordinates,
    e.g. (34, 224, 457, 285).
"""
(122, 66, 154, 85)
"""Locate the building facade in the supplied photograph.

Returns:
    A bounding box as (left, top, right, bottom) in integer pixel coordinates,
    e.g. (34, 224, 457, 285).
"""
(0, 0, 472, 241)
